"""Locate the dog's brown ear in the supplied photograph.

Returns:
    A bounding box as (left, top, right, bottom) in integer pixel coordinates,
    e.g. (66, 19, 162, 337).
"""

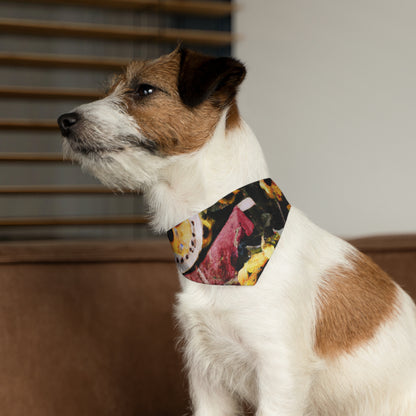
(178, 48, 246, 108)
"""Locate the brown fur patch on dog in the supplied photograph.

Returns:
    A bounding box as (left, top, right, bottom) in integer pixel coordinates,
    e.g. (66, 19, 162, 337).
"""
(111, 50, 241, 156)
(315, 251, 398, 358)
(225, 99, 241, 130)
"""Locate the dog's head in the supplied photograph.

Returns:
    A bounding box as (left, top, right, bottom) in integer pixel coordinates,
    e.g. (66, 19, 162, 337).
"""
(58, 47, 246, 191)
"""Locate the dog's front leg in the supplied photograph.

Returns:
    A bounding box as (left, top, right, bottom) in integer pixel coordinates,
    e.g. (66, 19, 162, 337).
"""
(253, 343, 312, 416)
(188, 367, 240, 416)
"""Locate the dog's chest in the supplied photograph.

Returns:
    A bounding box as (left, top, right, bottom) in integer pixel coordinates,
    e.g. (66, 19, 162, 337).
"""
(176, 287, 258, 395)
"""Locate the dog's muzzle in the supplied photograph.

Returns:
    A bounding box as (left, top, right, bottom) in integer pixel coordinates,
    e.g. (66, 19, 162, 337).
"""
(57, 112, 80, 137)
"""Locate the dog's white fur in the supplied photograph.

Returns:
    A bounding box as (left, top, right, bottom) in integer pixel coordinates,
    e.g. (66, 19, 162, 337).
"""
(60, 49, 416, 415)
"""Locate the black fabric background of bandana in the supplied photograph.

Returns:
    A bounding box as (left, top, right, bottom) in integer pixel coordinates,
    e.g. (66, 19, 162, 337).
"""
(184, 178, 290, 277)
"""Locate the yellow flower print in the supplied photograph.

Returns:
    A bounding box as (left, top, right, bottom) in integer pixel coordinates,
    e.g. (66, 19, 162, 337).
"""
(237, 237, 276, 286)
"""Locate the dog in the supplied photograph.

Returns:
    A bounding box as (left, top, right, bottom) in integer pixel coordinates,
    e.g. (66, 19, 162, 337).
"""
(58, 47, 416, 415)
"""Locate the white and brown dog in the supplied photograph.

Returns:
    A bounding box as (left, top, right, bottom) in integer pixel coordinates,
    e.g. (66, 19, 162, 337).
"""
(58, 48, 416, 415)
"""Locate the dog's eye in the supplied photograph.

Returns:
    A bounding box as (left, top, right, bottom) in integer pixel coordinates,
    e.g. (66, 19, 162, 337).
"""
(134, 84, 156, 98)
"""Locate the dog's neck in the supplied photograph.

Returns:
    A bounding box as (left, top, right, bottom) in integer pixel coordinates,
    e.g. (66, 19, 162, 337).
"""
(144, 112, 270, 233)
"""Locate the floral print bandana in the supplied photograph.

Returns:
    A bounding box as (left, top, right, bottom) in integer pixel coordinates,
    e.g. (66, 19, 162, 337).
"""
(167, 179, 291, 286)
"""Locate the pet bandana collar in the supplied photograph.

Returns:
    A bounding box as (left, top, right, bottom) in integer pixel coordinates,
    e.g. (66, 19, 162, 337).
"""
(167, 179, 291, 286)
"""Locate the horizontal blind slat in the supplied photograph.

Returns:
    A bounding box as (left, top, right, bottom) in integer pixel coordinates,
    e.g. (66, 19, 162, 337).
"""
(0, 18, 234, 46)
(0, 153, 63, 162)
(8, 0, 234, 17)
(0, 215, 148, 226)
(0, 120, 59, 130)
(0, 52, 129, 70)
(0, 186, 136, 194)
(0, 86, 101, 100)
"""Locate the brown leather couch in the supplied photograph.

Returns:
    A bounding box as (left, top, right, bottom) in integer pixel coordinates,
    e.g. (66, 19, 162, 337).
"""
(0, 236, 415, 416)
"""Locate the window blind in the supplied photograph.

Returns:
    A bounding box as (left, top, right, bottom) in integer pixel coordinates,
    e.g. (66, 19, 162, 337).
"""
(0, 0, 234, 240)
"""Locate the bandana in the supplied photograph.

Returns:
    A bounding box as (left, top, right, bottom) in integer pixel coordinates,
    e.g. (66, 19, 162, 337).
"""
(167, 179, 291, 286)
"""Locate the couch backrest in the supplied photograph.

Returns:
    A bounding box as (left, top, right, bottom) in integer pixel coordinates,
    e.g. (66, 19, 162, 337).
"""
(350, 234, 416, 300)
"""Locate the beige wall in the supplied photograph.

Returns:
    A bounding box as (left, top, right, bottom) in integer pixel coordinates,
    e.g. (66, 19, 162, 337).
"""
(234, 0, 416, 238)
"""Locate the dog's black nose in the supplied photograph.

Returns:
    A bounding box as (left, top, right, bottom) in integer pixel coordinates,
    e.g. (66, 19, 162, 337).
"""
(57, 112, 79, 137)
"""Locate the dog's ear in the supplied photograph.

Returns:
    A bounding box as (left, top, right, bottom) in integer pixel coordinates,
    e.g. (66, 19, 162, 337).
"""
(178, 48, 246, 108)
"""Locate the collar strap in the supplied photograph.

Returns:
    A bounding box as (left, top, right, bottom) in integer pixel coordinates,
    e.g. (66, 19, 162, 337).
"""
(167, 179, 290, 286)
